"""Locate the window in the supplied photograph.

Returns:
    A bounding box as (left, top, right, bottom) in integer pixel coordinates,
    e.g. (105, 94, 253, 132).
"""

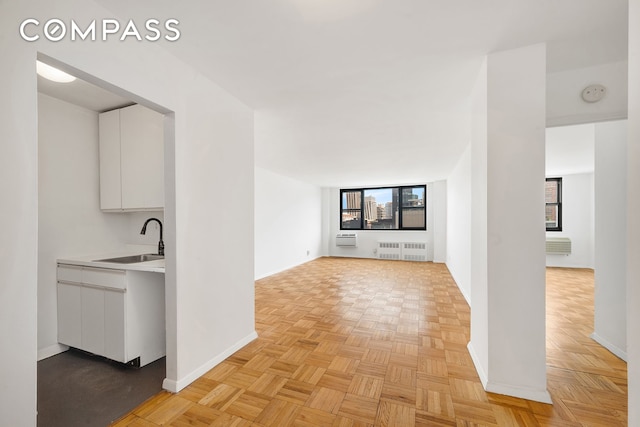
(341, 190, 362, 229)
(545, 178, 562, 232)
(340, 185, 426, 230)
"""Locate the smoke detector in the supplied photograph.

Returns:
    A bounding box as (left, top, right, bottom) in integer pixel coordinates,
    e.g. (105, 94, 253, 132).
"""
(581, 84, 606, 103)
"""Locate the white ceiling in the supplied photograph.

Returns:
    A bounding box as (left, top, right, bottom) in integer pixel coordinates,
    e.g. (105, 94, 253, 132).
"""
(80, 0, 628, 186)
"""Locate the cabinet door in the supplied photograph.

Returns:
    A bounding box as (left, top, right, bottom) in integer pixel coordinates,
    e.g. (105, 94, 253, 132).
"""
(104, 289, 127, 363)
(57, 282, 82, 348)
(120, 105, 164, 210)
(81, 286, 105, 355)
(98, 109, 122, 210)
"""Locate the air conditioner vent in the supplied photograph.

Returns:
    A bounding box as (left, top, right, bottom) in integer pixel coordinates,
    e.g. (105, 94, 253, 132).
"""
(546, 237, 571, 255)
(336, 233, 357, 247)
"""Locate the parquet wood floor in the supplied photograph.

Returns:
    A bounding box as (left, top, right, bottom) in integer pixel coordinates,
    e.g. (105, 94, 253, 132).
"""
(111, 259, 627, 426)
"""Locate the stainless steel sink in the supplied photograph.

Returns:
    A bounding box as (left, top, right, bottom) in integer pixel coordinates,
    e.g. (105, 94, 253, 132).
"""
(94, 253, 164, 264)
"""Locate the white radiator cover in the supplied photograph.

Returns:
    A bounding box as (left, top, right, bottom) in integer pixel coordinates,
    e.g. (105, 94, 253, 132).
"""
(546, 237, 572, 255)
(378, 242, 401, 260)
(402, 242, 428, 262)
(377, 241, 427, 262)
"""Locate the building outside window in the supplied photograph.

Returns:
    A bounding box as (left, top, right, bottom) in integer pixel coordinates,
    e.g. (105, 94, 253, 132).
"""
(341, 190, 362, 229)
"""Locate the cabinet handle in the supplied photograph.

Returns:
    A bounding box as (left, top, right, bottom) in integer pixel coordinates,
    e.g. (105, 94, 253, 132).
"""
(57, 280, 82, 287)
(57, 281, 126, 293)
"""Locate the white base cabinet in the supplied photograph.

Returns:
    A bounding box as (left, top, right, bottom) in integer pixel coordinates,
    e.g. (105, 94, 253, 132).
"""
(57, 264, 165, 367)
(57, 282, 82, 349)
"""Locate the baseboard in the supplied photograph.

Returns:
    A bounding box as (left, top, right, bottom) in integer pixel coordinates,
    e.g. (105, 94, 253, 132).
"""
(444, 263, 470, 305)
(467, 341, 488, 388)
(162, 330, 258, 393)
(467, 341, 552, 404)
(37, 343, 69, 361)
(484, 381, 552, 404)
(545, 261, 595, 269)
(458, 286, 470, 305)
(590, 332, 628, 361)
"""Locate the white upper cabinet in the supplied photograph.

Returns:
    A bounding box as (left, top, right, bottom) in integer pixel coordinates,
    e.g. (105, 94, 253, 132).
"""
(99, 104, 164, 211)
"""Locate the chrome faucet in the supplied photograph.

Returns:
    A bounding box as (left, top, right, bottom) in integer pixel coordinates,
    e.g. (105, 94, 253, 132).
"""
(141, 218, 164, 256)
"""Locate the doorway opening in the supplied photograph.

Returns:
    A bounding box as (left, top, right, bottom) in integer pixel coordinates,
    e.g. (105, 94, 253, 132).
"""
(544, 121, 628, 421)
(36, 54, 174, 426)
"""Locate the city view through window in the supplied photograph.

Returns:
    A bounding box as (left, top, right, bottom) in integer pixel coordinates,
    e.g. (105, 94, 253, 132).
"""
(341, 186, 426, 230)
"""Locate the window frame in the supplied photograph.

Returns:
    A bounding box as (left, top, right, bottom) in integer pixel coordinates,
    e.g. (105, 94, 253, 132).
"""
(545, 177, 562, 232)
(339, 185, 427, 231)
(340, 189, 363, 230)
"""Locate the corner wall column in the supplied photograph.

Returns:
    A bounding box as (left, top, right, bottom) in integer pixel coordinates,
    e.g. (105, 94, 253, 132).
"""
(468, 43, 551, 403)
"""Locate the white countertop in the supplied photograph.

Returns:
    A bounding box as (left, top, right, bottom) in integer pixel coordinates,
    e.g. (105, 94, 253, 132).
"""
(58, 251, 165, 273)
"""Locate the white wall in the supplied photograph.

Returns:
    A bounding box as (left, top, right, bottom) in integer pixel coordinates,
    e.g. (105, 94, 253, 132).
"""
(593, 120, 627, 360)
(37, 93, 166, 360)
(1, 1, 255, 423)
(38, 93, 125, 360)
(627, 0, 640, 421)
(1, 24, 39, 427)
(446, 144, 471, 303)
(469, 44, 550, 403)
(432, 180, 447, 263)
(255, 167, 323, 279)
(486, 44, 548, 401)
(170, 72, 254, 391)
(326, 183, 439, 261)
(547, 60, 628, 127)
(321, 187, 332, 256)
(469, 57, 489, 384)
(545, 172, 594, 269)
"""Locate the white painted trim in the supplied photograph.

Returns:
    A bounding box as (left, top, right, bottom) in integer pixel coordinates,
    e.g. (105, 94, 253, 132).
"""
(590, 332, 628, 361)
(457, 284, 471, 305)
(445, 262, 471, 305)
(162, 331, 258, 393)
(37, 344, 69, 361)
(467, 341, 488, 388)
(484, 381, 552, 404)
(467, 342, 552, 404)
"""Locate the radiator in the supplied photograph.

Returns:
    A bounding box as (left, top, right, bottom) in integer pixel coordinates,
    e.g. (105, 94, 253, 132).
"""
(377, 241, 427, 261)
(546, 237, 571, 255)
(336, 233, 357, 247)
(402, 242, 428, 262)
(377, 242, 401, 260)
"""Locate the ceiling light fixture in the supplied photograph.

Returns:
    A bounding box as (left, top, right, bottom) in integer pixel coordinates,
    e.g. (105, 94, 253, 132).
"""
(36, 60, 76, 83)
(581, 84, 606, 103)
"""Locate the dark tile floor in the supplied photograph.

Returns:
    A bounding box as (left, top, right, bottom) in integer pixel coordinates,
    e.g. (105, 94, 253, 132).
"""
(37, 349, 165, 427)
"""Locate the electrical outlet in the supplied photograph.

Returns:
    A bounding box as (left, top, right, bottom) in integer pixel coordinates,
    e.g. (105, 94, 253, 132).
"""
(306, 250, 310, 256)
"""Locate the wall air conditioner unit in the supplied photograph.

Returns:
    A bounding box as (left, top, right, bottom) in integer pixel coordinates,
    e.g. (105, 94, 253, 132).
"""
(546, 237, 572, 255)
(336, 233, 357, 247)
